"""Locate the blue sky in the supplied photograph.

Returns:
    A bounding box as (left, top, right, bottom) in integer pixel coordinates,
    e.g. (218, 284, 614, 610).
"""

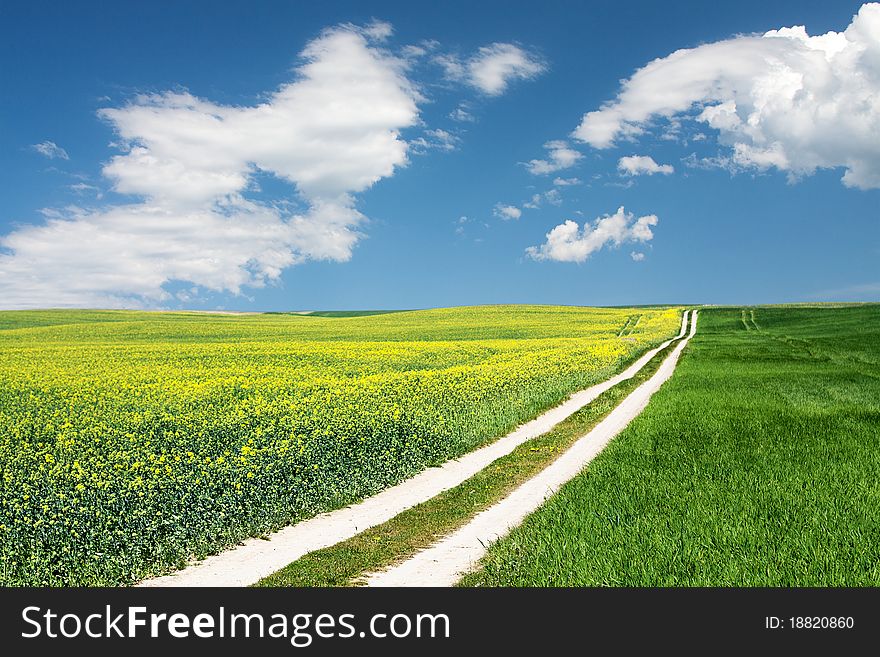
(1, 0, 877, 310)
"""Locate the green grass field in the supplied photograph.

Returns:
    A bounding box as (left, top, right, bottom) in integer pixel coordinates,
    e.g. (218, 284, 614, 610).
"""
(461, 305, 880, 586)
(0, 305, 680, 585)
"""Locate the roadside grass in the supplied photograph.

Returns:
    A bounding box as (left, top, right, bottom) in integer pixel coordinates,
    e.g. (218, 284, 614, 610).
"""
(460, 305, 880, 586)
(255, 336, 685, 587)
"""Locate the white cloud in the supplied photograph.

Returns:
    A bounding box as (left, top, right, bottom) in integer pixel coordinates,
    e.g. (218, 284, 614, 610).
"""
(32, 141, 69, 160)
(541, 189, 562, 205)
(437, 43, 545, 95)
(618, 155, 675, 176)
(660, 118, 683, 142)
(361, 20, 393, 41)
(0, 23, 421, 309)
(449, 103, 475, 122)
(401, 39, 439, 61)
(400, 39, 440, 62)
(493, 203, 522, 220)
(524, 189, 563, 209)
(410, 128, 459, 153)
(98, 26, 419, 205)
(681, 152, 736, 172)
(553, 177, 581, 186)
(526, 206, 658, 263)
(572, 3, 880, 189)
(0, 200, 326, 309)
(544, 189, 562, 205)
(68, 182, 102, 196)
(38, 205, 86, 220)
(523, 194, 541, 210)
(402, 44, 427, 59)
(630, 251, 646, 261)
(525, 140, 583, 175)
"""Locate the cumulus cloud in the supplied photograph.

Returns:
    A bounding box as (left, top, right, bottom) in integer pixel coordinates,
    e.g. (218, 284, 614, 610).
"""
(1, 24, 421, 309)
(618, 155, 675, 176)
(0, 200, 325, 309)
(525, 140, 583, 175)
(630, 251, 646, 261)
(553, 176, 581, 186)
(493, 203, 522, 220)
(437, 43, 545, 95)
(526, 206, 658, 263)
(573, 3, 880, 189)
(31, 141, 69, 160)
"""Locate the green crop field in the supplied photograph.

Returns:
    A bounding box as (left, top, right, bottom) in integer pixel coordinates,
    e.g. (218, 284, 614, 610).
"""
(0, 305, 680, 586)
(461, 305, 880, 587)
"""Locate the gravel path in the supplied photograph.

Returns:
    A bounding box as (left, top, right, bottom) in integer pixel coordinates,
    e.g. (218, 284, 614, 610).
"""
(365, 310, 698, 587)
(139, 311, 690, 587)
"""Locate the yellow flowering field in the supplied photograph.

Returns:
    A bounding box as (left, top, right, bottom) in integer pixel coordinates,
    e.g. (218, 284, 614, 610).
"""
(0, 305, 680, 585)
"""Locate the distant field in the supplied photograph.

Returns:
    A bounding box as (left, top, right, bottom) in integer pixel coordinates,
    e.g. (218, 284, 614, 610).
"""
(0, 305, 680, 585)
(297, 310, 410, 318)
(462, 305, 880, 586)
